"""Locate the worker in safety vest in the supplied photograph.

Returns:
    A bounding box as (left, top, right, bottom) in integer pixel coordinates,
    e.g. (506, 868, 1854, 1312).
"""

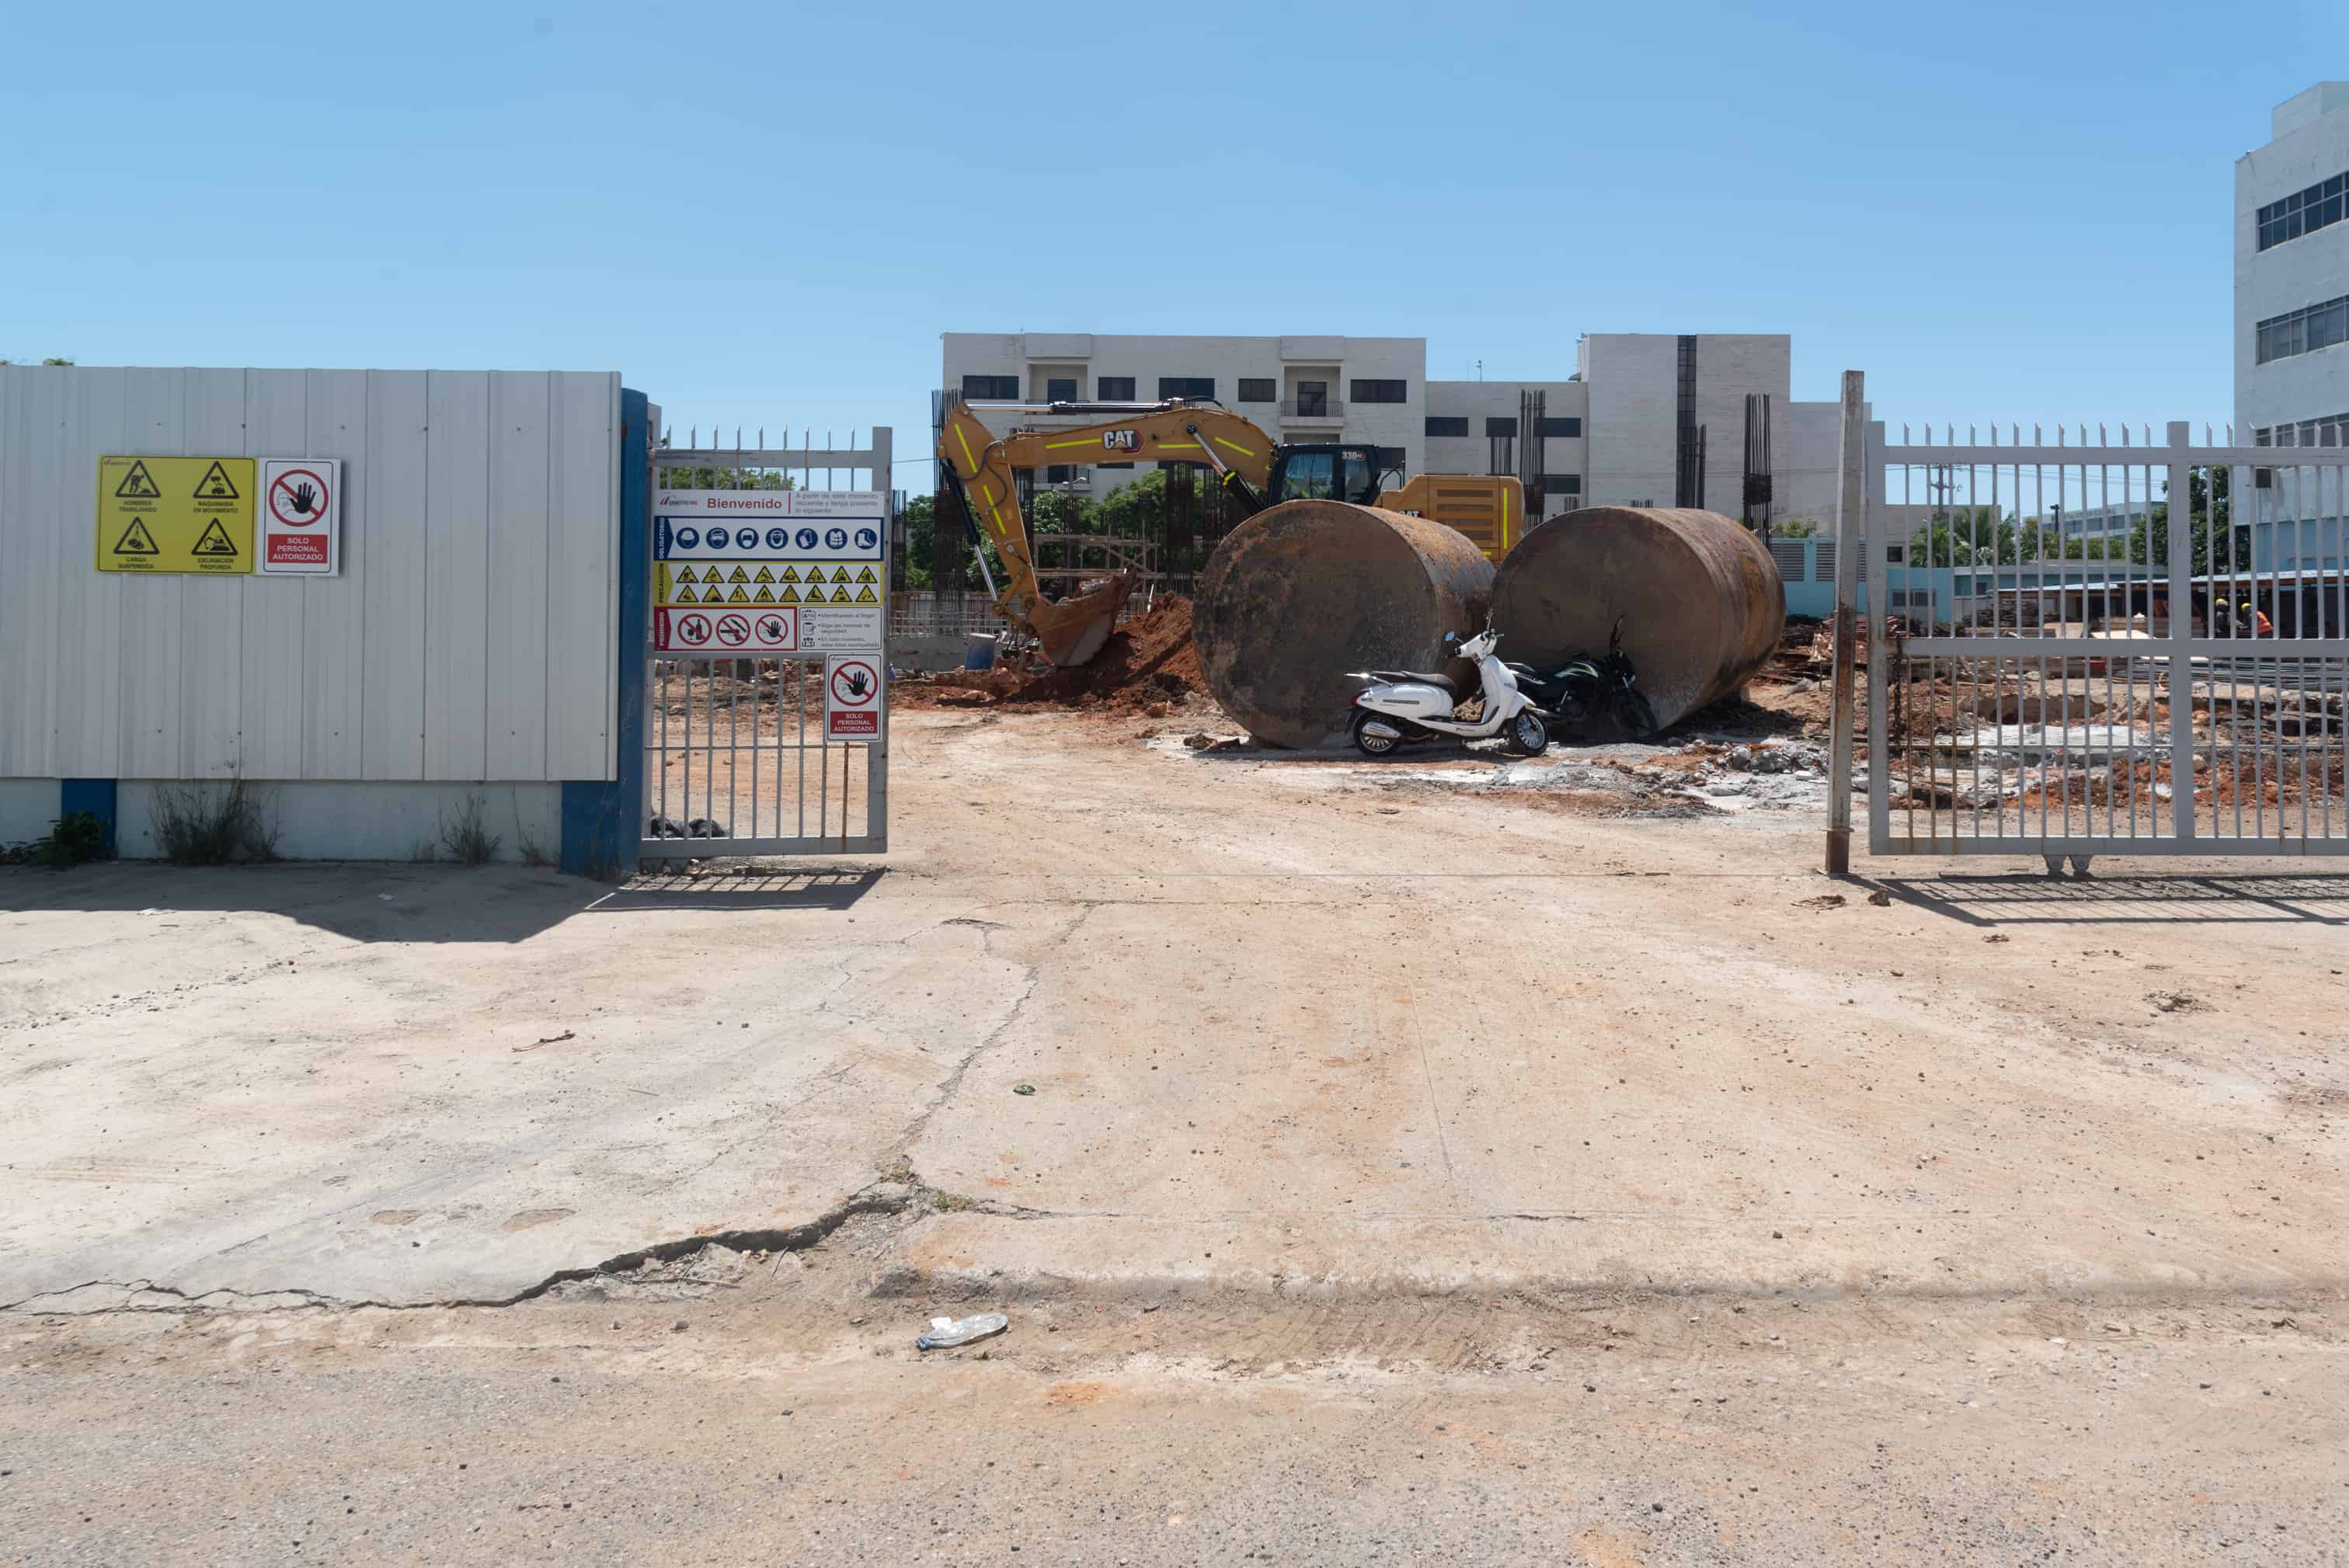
(2240, 600, 2274, 637)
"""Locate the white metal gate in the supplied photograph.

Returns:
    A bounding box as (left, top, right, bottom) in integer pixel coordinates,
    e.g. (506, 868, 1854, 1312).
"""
(641, 431, 892, 863)
(1861, 419, 2349, 863)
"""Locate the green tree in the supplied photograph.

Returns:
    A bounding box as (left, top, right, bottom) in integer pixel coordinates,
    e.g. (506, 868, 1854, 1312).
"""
(651, 462, 795, 490)
(1774, 517, 1822, 539)
(1909, 507, 2022, 565)
(1026, 488, 1098, 535)
(896, 494, 936, 591)
(2128, 465, 2247, 575)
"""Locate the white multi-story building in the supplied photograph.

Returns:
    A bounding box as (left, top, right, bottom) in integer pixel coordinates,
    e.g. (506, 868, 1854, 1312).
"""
(940, 331, 1845, 530)
(2236, 82, 2349, 572)
(2237, 82, 2349, 450)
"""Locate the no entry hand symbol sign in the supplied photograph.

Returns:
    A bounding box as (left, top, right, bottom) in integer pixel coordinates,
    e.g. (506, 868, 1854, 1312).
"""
(259, 458, 342, 575)
(824, 656, 882, 742)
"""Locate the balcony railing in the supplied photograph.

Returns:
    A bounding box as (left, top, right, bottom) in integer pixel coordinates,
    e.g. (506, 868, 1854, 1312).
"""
(1279, 398, 1345, 421)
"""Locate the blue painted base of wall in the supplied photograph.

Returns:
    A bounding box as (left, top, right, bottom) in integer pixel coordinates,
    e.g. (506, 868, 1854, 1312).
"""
(560, 781, 625, 878)
(59, 779, 117, 854)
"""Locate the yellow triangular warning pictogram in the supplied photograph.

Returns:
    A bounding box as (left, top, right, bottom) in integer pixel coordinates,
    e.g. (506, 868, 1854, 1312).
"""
(112, 516, 161, 555)
(830, 585, 851, 603)
(114, 461, 162, 500)
(193, 461, 240, 501)
(779, 565, 800, 582)
(728, 585, 750, 603)
(753, 586, 775, 603)
(728, 565, 750, 583)
(778, 586, 800, 605)
(855, 565, 877, 583)
(830, 565, 852, 583)
(191, 518, 239, 557)
(676, 565, 698, 583)
(674, 586, 698, 603)
(854, 585, 878, 604)
(753, 565, 774, 582)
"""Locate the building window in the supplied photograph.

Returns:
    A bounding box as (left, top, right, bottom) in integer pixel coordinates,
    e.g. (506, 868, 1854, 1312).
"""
(1292, 381, 1331, 417)
(2255, 294, 2349, 364)
(1097, 375, 1136, 401)
(1351, 379, 1407, 404)
(1675, 335, 1700, 508)
(1425, 416, 1469, 438)
(961, 374, 1019, 400)
(2254, 411, 2349, 446)
(1536, 416, 1581, 438)
(1043, 377, 1077, 402)
(1158, 376, 1216, 400)
(1375, 447, 1407, 474)
(1098, 461, 1135, 470)
(2257, 171, 2347, 251)
(1484, 417, 1517, 437)
(1045, 465, 1074, 483)
(1237, 377, 1275, 402)
(1546, 472, 1582, 494)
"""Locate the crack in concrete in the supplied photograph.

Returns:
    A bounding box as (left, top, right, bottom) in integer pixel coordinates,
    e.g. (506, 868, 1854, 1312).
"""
(0, 1181, 920, 1317)
(882, 902, 1098, 1169)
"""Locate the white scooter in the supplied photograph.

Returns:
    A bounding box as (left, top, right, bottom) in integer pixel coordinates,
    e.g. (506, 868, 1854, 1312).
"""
(1346, 626, 1550, 758)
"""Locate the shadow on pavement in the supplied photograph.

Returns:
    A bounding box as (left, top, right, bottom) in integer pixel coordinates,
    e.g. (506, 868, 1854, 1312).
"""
(589, 867, 883, 913)
(1871, 871, 2349, 927)
(0, 861, 614, 943)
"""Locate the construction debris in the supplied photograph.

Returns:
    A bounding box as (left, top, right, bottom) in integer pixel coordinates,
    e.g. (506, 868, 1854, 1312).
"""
(899, 597, 1205, 715)
(916, 1312, 1009, 1351)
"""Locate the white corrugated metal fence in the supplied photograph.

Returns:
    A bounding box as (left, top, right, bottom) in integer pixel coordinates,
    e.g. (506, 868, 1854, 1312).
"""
(0, 366, 621, 784)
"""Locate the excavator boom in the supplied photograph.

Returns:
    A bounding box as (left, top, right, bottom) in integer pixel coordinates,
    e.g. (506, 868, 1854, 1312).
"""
(937, 397, 1530, 666)
(938, 400, 1277, 666)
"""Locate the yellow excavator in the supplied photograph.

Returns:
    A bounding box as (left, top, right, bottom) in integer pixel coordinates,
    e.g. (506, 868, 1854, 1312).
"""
(937, 398, 1524, 666)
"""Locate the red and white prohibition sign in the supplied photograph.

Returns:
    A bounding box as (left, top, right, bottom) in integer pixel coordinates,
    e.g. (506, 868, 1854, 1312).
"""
(259, 457, 343, 575)
(268, 467, 331, 528)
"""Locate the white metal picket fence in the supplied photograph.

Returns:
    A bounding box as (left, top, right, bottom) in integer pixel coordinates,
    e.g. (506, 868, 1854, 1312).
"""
(1860, 419, 2349, 864)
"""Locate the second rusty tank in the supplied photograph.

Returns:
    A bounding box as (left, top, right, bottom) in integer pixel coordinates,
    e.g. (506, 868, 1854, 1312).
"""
(1491, 507, 1784, 732)
(1194, 499, 1496, 749)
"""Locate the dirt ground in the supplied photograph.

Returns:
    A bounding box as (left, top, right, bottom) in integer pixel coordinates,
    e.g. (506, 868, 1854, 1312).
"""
(5, 696, 2347, 1564)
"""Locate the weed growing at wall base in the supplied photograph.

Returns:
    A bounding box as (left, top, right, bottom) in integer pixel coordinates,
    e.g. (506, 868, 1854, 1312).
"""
(437, 794, 503, 866)
(153, 779, 277, 865)
(0, 812, 110, 869)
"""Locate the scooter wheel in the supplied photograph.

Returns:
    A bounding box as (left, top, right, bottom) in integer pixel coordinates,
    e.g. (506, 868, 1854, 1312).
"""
(1351, 710, 1404, 759)
(1507, 709, 1550, 756)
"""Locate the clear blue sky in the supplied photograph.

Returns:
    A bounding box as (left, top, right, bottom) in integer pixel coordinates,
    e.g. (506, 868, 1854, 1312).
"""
(6, 2, 2336, 490)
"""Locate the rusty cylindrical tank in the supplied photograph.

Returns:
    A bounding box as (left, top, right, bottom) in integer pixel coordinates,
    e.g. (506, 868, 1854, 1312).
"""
(1491, 507, 1784, 732)
(1194, 499, 1496, 749)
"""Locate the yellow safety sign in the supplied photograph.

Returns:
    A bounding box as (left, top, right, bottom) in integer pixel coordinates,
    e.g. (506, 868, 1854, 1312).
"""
(95, 456, 256, 574)
(657, 560, 886, 610)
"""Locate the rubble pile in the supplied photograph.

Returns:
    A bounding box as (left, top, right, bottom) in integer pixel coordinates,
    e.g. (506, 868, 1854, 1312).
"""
(900, 597, 1208, 716)
(1883, 676, 2345, 815)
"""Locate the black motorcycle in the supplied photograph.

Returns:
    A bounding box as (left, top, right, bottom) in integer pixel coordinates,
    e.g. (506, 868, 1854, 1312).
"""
(1506, 621, 1660, 741)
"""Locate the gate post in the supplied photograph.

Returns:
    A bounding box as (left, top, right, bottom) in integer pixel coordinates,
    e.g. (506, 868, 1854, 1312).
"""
(2166, 421, 2195, 843)
(1864, 419, 1890, 857)
(562, 387, 648, 878)
(1826, 369, 1865, 874)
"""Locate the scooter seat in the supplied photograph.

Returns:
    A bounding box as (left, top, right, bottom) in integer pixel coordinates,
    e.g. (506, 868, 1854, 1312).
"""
(1366, 670, 1457, 696)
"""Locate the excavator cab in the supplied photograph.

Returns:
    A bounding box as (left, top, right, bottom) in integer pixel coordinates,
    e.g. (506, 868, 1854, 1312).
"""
(1265, 444, 1395, 508)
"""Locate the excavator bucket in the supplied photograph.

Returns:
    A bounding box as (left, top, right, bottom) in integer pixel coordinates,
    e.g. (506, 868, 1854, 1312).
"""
(1026, 572, 1136, 667)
